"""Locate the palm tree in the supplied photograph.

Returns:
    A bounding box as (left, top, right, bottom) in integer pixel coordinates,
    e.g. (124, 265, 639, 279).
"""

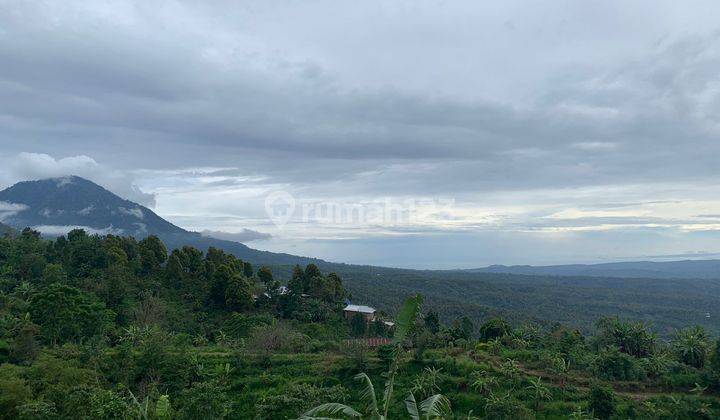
(525, 376, 551, 410)
(673, 326, 709, 368)
(302, 294, 423, 420)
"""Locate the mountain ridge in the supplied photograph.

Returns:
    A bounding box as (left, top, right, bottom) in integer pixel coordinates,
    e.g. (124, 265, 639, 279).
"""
(2, 176, 720, 278)
(467, 259, 720, 280)
(0, 176, 319, 265)
(0, 176, 718, 334)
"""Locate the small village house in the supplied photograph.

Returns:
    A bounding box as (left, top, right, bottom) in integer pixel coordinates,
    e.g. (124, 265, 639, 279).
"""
(343, 304, 376, 322)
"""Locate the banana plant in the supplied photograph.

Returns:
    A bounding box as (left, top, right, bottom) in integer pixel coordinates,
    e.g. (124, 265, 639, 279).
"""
(155, 395, 172, 420)
(128, 390, 149, 420)
(525, 376, 551, 410)
(404, 393, 452, 419)
(301, 294, 423, 420)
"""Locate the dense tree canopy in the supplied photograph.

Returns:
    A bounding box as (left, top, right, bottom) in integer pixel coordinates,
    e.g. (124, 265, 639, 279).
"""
(0, 230, 718, 418)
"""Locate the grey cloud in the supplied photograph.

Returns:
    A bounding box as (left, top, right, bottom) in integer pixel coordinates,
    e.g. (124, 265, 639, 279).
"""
(0, 153, 156, 207)
(2, 1, 720, 266)
(0, 29, 718, 202)
(1, 1, 719, 192)
(0, 201, 28, 221)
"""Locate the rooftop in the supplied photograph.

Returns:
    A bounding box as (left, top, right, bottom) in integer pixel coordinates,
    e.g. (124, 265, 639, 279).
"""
(344, 304, 376, 314)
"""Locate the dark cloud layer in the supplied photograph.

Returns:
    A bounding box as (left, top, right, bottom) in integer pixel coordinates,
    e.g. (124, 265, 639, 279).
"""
(1, 1, 720, 266)
(2, 1, 719, 191)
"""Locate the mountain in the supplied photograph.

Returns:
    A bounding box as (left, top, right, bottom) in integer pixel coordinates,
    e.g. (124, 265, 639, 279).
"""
(0, 176, 184, 237)
(468, 260, 720, 280)
(0, 176, 317, 265)
(0, 221, 14, 237)
(0, 176, 719, 335)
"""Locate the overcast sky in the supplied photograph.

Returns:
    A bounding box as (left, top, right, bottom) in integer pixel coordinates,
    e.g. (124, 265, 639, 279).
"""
(2, 1, 720, 268)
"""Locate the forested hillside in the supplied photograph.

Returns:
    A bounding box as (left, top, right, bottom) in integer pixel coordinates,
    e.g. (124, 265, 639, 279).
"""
(2, 177, 719, 337)
(279, 264, 720, 337)
(1, 228, 719, 418)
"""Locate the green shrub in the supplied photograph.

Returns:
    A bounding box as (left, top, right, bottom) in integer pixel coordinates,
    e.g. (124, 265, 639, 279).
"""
(479, 319, 511, 341)
(593, 347, 646, 381)
(588, 383, 616, 420)
(16, 401, 58, 420)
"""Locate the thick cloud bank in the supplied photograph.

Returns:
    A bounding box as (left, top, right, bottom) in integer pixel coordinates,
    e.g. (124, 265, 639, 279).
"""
(2, 1, 720, 266)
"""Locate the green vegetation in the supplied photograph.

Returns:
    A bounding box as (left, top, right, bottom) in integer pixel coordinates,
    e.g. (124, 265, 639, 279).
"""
(0, 228, 719, 418)
(305, 264, 720, 337)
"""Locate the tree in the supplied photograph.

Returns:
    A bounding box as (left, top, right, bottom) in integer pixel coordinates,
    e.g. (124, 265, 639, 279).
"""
(424, 311, 440, 334)
(209, 264, 234, 307)
(673, 325, 709, 368)
(594, 317, 656, 357)
(452, 316, 474, 340)
(225, 275, 253, 311)
(288, 265, 305, 294)
(17, 401, 58, 420)
(0, 365, 32, 419)
(242, 261, 253, 278)
(29, 283, 110, 345)
(479, 318, 510, 341)
(304, 264, 322, 283)
(165, 252, 184, 289)
(41, 263, 67, 286)
(138, 235, 167, 275)
(10, 321, 40, 363)
(588, 383, 616, 420)
(323, 272, 346, 302)
(16, 253, 46, 283)
(257, 266, 274, 288)
(593, 347, 644, 381)
(710, 338, 720, 373)
(89, 389, 129, 419)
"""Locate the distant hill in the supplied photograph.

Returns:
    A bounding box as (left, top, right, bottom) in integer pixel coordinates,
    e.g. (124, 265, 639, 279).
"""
(0, 176, 185, 236)
(468, 260, 720, 280)
(0, 221, 14, 237)
(0, 176, 318, 266)
(0, 176, 718, 335)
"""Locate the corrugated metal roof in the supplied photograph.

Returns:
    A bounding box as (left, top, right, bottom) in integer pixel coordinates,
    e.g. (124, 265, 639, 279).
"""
(344, 304, 376, 313)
